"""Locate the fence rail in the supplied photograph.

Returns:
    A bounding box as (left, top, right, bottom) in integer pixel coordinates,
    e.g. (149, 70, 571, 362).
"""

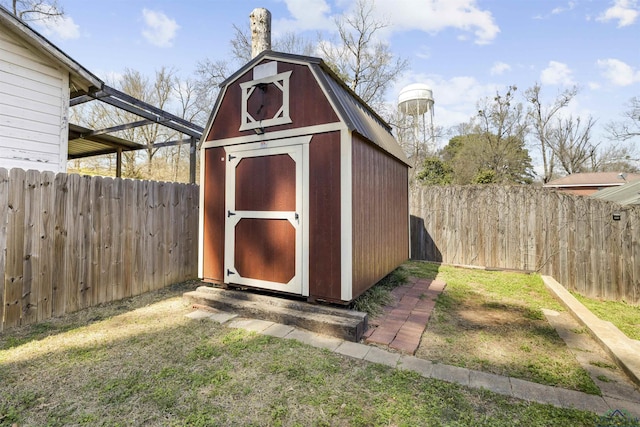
(410, 185, 640, 304)
(0, 168, 199, 331)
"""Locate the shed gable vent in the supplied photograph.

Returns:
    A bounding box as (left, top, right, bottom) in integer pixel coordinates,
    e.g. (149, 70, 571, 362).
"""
(239, 70, 292, 132)
(254, 61, 278, 80)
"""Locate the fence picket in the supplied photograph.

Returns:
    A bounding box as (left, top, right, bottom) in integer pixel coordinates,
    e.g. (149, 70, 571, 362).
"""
(65, 173, 80, 313)
(0, 169, 198, 331)
(411, 185, 640, 304)
(0, 168, 9, 331)
(122, 178, 134, 297)
(52, 173, 67, 316)
(111, 178, 123, 300)
(131, 179, 144, 296)
(77, 175, 92, 309)
(22, 169, 41, 324)
(38, 171, 55, 321)
(5, 168, 26, 328)
(90, 175, 102, 306)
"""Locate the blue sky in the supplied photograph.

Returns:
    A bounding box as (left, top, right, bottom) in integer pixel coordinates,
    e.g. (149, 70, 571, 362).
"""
(24, 0, 640, 152)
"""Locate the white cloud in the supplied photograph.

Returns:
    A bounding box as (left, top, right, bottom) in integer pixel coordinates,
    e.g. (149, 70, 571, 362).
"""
(551, 1, 576, 15)
(540, 61, 575, 85)
(597, 58, 640, 85)
(141, 9, 179, 47)
(490, 61, 511, 75)
(377, 0, 500, 45)
(415, 45, 431, 60)
(33, 8, 80, 40)
(275, 0, 334, 33)
(597, 0, 639, 27)
(278, 0, 499, 45)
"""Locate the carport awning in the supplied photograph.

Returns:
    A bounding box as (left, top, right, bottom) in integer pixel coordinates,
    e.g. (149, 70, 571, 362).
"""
(67, 123, 145, 159)
(67, 84, 204, 182)
(68, 84, 204, 160)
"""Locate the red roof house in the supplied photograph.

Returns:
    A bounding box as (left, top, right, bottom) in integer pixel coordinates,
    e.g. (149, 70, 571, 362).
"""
(543, 172, 640, 196)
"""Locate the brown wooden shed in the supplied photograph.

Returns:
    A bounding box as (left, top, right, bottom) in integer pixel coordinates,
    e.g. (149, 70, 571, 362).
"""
(198, 50, 409, 304)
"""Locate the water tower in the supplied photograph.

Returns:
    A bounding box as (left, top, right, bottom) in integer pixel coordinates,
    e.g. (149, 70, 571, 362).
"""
(397, 83, 435, 165)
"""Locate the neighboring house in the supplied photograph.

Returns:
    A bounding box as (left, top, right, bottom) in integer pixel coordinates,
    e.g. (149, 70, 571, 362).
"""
(0, 5, 202, 179)
(199, 50, 410, 304)
(590, 179, 640, 206)
(543, 172, 640, 196)
(0, 5, 101, 173)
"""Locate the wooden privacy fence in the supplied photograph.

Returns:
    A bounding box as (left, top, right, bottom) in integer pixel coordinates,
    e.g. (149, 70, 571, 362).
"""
(410, 185, 640, 304)
(0, 167, 199, 331)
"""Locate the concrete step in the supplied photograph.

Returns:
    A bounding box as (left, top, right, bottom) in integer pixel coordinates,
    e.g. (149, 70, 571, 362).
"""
(183, 286, 368, 342)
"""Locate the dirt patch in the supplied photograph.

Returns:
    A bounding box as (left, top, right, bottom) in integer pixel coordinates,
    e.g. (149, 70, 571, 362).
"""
(457, 306, 515, 327)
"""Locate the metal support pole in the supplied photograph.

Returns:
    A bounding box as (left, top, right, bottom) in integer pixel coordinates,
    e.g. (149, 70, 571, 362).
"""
(189, 137, 196, 184)
(116, 148, 122, 178)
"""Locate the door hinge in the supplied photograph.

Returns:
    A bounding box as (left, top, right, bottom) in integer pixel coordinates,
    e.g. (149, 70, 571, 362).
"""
(295, 213, 299, 221)
(228, 154, 236, 161)
(227, 210, 236, 217)
(227, 269, 235, 276)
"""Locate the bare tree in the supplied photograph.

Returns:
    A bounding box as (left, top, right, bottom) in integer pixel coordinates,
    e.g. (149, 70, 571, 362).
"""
(477, 85, 528, 142)
(230, 23, 316, 64)
(223, 0, 406, 107)
(591, 142, 640, 173)
(607, 96, 640, 142)
(549, 115, 597, 175)
(193, 58, 230, 117)
(230, 23, 253, 63)
(318, 0, 408, 107)
(471, 85, 533, 184)
(99, 67, 178, 178)
(3, 0, 63, 21)
(525, 83, 578, 183)
(167, 77, 210, 182)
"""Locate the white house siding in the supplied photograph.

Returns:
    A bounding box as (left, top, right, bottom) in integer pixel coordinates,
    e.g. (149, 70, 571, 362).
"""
(0, 29, 68, 172)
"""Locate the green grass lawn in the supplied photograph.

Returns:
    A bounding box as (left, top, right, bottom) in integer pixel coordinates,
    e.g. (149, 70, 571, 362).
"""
(405, 261, 600, 395)
(0, 282, 605, 427)
(571, 292, 640, 341)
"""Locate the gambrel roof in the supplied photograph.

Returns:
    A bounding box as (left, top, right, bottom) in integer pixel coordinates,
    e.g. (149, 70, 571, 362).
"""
(203, 50, 409, 166)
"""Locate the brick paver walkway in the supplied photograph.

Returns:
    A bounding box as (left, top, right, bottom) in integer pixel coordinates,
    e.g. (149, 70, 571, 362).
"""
(363, 277, 446, 354)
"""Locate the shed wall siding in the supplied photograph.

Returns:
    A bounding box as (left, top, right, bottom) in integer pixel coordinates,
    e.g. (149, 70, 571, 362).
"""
(207, 61, 339, 141)
(0, 30, 66, 172)
(351, 135, 409, 298)
(202, 147, 226, 282)
(308, 131, 342, 301)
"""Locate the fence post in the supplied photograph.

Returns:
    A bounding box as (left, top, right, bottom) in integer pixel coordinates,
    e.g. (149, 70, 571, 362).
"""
(0, 168, 9, 332)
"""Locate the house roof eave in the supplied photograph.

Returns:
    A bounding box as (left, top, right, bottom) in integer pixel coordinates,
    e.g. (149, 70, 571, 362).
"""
(0, 5, 103, 93)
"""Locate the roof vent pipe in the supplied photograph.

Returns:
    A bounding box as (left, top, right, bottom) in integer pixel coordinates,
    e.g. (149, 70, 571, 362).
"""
(250, 8, 271, 58)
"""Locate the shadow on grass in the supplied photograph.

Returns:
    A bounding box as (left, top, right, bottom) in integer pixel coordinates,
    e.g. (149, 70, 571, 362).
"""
(0, 309, 601, 427)
(411, 270, 600, 395)
(0, 280, 201, 351)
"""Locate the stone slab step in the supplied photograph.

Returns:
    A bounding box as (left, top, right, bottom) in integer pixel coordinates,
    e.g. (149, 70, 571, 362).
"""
(183, 286, 368, 342)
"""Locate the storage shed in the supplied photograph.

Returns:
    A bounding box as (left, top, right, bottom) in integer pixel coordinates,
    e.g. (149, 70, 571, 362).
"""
(198, 50, 410, 303)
